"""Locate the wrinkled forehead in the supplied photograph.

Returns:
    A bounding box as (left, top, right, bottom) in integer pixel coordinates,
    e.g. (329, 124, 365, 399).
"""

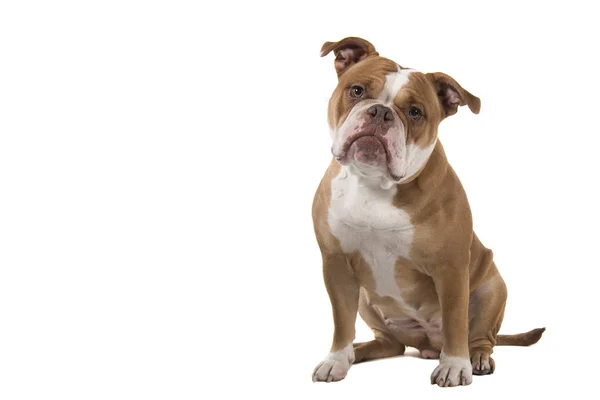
(337, 57, 399, 87)
(338, 57, 437, 109)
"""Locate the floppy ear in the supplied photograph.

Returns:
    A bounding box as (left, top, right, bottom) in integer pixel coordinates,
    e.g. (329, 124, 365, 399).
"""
(428, 72, 481, 117)
(320, 37, 379, 77)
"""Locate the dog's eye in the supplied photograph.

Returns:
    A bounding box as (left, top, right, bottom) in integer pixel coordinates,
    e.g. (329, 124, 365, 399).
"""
(349, 85, 365, 98)
(409, 106, 423, 119)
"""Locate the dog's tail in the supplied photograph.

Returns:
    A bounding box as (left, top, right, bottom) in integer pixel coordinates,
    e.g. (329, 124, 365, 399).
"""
(496, 327, 546, 346)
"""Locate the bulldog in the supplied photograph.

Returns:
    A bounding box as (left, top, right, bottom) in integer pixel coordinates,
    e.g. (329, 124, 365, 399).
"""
(311, 37, 544, 387)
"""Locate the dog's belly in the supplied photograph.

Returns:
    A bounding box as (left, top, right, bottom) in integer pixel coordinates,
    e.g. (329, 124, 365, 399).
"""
(328, 168, 443, 349)
(357, 255, 443, 349)
(361, 286, 443, 350)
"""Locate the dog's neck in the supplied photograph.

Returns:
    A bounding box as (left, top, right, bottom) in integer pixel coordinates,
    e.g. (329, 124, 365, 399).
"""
(388, 141, 453, 215)
(341, 140, 450, 195)
(405, 140, 450, 192)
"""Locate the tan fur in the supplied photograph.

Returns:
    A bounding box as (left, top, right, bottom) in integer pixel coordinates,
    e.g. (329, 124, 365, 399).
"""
(313, 37, 544, 385)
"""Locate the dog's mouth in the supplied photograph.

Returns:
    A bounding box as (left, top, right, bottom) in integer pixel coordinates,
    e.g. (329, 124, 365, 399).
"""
(332, 131, 404, 181)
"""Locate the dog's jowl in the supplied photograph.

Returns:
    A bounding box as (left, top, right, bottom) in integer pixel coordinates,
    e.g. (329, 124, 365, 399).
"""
(312, 37, 544, 387)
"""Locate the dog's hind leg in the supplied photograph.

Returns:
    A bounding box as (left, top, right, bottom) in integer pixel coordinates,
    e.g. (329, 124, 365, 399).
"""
(354, 289, 406, 363)
(353, 336, 405, 363)
(468, 273, 507, 375)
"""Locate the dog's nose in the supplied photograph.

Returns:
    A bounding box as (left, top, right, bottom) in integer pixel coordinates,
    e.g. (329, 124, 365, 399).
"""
(367, 104, 394, 122)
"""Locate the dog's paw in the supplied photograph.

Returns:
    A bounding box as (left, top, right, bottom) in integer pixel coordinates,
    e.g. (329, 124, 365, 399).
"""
(430, 353, 473, 387)
(471, 351, 495, 375)
(312, 344, 354, 382)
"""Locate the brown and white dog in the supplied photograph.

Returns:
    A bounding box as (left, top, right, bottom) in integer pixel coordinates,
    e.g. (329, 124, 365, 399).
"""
(312, 37, 544, 387)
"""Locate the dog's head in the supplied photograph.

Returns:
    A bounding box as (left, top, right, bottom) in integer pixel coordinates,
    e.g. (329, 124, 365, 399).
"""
(321, 37, 480, 188)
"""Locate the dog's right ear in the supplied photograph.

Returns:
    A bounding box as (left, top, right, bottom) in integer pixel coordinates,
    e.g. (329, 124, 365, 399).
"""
(320, 37, 379, 77)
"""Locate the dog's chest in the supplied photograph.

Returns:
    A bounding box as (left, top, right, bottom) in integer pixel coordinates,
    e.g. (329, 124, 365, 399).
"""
(327, 170, 415, 298)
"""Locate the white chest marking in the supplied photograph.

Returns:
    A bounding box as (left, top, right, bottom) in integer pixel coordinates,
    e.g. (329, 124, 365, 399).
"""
(327, 167, 415, 299)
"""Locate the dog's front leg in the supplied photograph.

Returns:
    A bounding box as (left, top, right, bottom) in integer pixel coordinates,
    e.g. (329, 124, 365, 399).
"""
(312, 253, 359, 383)
(430, 267, 473, 387)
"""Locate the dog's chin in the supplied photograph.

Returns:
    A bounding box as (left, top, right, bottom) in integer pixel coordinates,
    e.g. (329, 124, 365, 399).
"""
(342, 137, 401, 188)
(347, 136, 387, 167)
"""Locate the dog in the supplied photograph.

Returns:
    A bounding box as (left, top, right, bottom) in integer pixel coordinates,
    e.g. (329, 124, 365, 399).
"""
(311, 37, 544, 387)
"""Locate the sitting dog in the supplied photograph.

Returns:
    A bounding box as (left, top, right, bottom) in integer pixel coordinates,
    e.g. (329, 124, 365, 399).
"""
(312, 37, 544, 387)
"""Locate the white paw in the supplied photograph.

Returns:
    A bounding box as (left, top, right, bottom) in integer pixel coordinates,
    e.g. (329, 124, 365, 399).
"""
(312, 344, 355, 382)
(430, 352, 473, 387)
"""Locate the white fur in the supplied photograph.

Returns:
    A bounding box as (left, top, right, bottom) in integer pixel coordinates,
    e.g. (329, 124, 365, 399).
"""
(431, 352, 473, 387)
(328, 167, 414, 300)
(398, 140, 437, 183)
(378, 68, 414, 106)
(312, 344, 355, 382)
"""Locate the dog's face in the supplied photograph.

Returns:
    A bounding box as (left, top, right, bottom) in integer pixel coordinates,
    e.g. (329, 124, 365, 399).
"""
(322, 37, 480, 188)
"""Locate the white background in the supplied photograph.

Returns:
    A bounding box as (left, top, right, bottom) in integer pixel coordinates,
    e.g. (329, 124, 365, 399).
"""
(1, 1, 598, 399)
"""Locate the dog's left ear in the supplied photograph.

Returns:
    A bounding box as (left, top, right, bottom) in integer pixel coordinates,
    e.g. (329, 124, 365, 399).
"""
(320, 37, 379, 77)
(428, 72, 481, 117)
